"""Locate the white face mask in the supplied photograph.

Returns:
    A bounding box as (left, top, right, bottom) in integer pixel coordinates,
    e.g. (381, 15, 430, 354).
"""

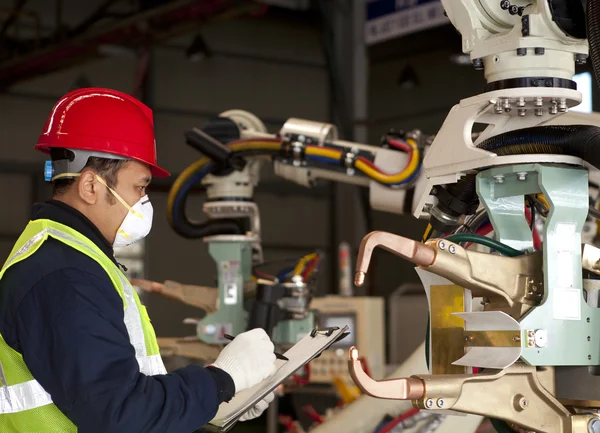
(95, 176, 153, 248)
(52, 172, 153, 248)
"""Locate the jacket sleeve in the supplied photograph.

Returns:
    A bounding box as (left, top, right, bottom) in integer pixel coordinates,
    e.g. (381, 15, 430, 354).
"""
(13, 267, 235, 433)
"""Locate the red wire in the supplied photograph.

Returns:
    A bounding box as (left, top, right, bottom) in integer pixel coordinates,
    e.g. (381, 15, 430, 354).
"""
(379, 408, 420, 433)
(254, 269, 275, 280)
(525, 207, 542, 250)
(302, 259, 319, 280)
(387, 138, 411, 152)
(465, 223, 493, 249)
(303, 405, 324, 424)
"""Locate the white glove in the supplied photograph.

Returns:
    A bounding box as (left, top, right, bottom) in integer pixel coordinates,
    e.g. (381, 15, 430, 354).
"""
(212, 328, 277, 393)
(239, 392, 275, 422)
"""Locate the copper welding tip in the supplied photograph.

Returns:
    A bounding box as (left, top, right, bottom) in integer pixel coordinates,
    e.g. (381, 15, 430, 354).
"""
(355, 231, 436, 281)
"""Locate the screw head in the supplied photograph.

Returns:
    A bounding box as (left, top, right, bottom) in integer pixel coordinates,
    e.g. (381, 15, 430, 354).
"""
(517, 172, 528, 181)
(588, 418, 600, 433)
(534, 329, 548, 348)
(500, 0, 510, 9)
(437, 398, 444, 408)
(494, 175, 505, 184)
(519, 397, 528, 409)
(425, 398, 434, 409)
(439, 241, 446, 250)
(449, 245, 456, 254)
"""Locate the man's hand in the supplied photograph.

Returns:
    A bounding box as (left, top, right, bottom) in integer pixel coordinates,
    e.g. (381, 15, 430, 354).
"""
(239, 393, 275, 422)
(211, 328, 277, 392)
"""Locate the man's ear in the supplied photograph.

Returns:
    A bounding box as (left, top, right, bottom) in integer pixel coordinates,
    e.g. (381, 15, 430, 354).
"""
(78, 170, 99, 205)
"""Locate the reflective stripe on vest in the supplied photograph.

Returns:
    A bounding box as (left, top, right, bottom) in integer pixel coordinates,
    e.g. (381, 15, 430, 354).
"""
(0, 220, 166, 417)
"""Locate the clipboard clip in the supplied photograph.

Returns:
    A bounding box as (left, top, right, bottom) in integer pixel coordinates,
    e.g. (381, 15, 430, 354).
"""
(310, 326, 339, 338)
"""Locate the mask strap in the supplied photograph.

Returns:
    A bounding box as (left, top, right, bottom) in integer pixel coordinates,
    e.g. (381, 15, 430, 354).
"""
(53, 172, 143, 218)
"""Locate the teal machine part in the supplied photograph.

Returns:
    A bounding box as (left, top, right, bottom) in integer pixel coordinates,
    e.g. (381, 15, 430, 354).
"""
(477, 164, 600, 366)
(196, 239, 251, 345)
(272, 313, 315, 346)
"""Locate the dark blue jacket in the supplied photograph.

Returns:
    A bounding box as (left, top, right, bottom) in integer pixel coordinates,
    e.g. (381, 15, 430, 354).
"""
(0, 200, 235, 433)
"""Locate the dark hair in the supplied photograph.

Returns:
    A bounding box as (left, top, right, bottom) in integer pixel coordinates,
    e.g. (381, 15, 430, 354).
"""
(53, 156, 128, 203)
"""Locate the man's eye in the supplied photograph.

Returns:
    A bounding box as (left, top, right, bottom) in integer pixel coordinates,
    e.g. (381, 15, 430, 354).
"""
(138, 186, 146, 191)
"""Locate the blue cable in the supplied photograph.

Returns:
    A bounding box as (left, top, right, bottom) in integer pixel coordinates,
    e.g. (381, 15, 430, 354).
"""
(172, 163, 215, 228)
(277, 266, 295, 282)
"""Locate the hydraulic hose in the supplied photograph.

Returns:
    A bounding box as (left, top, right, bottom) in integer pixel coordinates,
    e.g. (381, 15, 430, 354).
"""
(477, 125, 600, 167)
(588, 0, 600, 89)
(167, 140, 283, 239)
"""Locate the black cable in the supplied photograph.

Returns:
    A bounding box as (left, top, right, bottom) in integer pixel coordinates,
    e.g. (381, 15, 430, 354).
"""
(590, 206, 600, 220)
(526, 196, 535, 230)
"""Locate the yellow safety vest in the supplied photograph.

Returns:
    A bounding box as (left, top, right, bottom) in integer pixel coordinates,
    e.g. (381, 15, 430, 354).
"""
(0, 219, 166, 433)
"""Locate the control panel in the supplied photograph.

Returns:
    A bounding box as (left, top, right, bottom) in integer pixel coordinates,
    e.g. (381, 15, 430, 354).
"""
(308, 296, 385, 385)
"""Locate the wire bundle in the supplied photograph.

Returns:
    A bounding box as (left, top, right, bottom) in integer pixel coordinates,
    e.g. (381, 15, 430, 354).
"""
(304, 137, 421, 187)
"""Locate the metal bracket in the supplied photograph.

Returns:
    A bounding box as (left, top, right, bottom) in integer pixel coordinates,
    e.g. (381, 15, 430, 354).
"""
(478, 164, 598, 366)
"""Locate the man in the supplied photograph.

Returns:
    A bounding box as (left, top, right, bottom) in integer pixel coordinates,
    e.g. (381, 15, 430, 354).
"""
(0, 88, 277, 432)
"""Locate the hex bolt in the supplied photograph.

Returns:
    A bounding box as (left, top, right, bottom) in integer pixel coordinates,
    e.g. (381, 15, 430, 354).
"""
(518, 108, 527, 117)
(494, 175, 505, 184)
(503, 99, 511, 112)
(535, 108, 544, 117)
(449, 245, 456, 254)
(550, 103, 558, 115)
(534, 97, 543, 107)
(517, 97, 525, 107)
(425, 399, 434, 409)
(558, 98, 568, 112)
(590, 419, 600, 433)
(495, 100, 503, 114)
(517, 172, 528, 181)
(437, 398, 444, 408)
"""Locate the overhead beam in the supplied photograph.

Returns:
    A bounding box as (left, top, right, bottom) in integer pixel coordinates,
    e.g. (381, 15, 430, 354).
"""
(0, 0, 243, 87)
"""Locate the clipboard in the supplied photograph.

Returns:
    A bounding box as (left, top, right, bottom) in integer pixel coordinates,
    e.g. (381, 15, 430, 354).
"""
(202, 326, 350, 432)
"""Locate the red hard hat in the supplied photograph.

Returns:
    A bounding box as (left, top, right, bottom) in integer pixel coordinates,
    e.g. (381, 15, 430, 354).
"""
(36, 87, 170, 178)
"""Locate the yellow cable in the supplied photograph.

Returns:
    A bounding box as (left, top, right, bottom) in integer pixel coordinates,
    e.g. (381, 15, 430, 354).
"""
(422, 224, 433, 243)
(355, 138, 419, 184)
(536, 193, 550, 211)
(293, 253, 318, 276)
(305, 147, 343, 160)
(167, 140, 283, 224)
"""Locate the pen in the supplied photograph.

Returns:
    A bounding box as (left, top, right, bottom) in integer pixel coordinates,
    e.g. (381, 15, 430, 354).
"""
(223, 334, 289, 361)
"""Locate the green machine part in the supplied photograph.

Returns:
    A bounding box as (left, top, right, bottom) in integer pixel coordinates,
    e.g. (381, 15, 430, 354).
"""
(272, 312, 315, 346)
(477, 164, 600, 366)
(196, 240, 251, 345)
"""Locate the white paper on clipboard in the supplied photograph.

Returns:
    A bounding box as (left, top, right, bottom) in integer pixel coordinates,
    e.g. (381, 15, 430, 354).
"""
(203, 326, 350, 432)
